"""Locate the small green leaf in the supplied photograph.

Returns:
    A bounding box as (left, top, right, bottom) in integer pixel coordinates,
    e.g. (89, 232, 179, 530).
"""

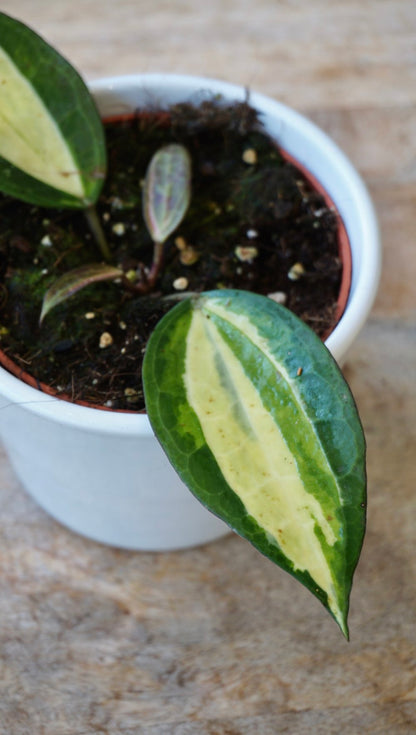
(40, 263, 122, 323)
(143, 144, 191, 243)
(0, 13, 106, 208)
(143, 290, 366, 637)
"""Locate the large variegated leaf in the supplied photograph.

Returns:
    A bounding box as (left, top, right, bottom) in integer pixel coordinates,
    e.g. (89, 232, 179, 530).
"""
(0, 13, 106, 208)
(143, 290, 366, 637)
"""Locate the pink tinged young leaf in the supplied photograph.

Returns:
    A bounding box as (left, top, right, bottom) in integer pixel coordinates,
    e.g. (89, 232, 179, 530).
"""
(40, 263, 123, 323)
(143, 144, 191, 244)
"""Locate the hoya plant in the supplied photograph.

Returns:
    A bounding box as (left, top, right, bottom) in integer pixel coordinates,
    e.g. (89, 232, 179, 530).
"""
(0, 12, 366, 637)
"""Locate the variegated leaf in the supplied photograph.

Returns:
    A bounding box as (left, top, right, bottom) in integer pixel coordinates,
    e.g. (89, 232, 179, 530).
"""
(0, 13, 106, 208)
(143, 144, 191, 243)
(143, 290, 366, 637)
(40, 263, 122, 323)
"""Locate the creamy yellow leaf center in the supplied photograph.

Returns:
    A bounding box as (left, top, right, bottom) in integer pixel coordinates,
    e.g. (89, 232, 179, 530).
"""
(185, 306, 343, 628)
(0, 48, 84, 198)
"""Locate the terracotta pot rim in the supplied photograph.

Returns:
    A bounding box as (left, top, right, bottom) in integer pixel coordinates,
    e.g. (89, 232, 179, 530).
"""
(280, 148, 352, 337)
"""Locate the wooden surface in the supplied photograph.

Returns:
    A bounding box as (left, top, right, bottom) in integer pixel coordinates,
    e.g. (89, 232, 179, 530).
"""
(0, 2, 415, 733)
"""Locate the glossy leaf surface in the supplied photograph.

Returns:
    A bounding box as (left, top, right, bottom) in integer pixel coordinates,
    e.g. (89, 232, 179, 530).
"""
(143, 290, 366, 637)
(143, 144, 191, 243)
(0, 13, 106, 208)
(40, 263, 122, 323)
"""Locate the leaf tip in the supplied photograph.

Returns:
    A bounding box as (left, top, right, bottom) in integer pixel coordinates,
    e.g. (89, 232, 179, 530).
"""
(337, 613, 350, 641)
(39, 299, 49, 326)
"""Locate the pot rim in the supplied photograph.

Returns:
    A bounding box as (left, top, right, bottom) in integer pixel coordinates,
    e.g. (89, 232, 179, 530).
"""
(0, 73, 381, 435)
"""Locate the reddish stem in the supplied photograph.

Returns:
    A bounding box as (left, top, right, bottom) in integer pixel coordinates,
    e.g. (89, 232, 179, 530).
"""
(125, 241, 165, 295)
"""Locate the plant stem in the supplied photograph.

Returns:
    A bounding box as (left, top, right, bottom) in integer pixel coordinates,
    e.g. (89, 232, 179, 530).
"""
(84, 206, 112, 261)
(129, 241, 164, 295)
(147, 241, 164, 288)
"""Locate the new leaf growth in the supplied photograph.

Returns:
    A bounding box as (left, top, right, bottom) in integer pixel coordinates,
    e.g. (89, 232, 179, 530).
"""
(40, 144, 192, 320)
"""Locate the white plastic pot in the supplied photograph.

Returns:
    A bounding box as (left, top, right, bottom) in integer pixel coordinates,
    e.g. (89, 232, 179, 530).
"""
(0, 75, 381, 550)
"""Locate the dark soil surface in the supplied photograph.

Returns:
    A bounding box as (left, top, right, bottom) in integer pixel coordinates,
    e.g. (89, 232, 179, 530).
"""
(0, 100, 342, 411)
